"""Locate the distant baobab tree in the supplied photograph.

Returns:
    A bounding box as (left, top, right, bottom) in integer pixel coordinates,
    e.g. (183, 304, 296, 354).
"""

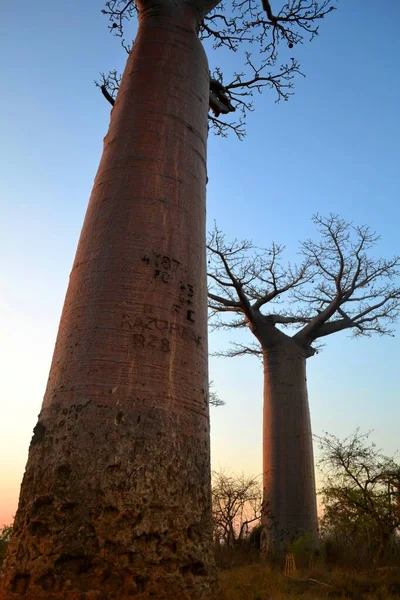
(207, 214, 400, 555)
(0, 1, 336, 598)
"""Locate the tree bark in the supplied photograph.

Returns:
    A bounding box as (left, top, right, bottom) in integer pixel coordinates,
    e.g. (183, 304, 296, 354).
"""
(259, 337, 318, 555)
(0, 7, 216, 599)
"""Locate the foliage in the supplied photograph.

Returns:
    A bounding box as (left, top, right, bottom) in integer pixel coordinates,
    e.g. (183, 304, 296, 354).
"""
(317, 430, 400, 562)
(0, 525, 12, 543)
(0, 525, 12, 566)
(97, 1, 337, 138)
(288, 531, 316, 566)
(207, 214, 400, 356)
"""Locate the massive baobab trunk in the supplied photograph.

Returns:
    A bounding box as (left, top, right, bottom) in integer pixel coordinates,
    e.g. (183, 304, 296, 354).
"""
(0, 6, 216, 599)
(260, 338, 318, 555)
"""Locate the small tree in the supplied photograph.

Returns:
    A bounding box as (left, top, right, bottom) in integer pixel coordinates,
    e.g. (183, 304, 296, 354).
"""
(317, 430, 400, 563)
(207, 214, 400, 554)
(212, 471, 262, 548)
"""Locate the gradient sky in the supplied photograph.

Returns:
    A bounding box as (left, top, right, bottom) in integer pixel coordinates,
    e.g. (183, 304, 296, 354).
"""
(1, 1, 399, 526)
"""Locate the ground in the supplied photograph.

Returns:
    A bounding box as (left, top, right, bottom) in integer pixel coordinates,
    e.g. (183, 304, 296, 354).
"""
(214, 564, 400, 599)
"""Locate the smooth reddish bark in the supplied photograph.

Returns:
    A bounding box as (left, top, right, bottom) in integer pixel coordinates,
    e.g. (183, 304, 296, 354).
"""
(0, 7, 216, 599)
(260, 337, 318, 555)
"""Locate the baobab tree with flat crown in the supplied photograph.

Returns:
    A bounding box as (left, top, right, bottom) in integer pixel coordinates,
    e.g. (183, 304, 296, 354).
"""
(0, 3, 336, 600)
(207, 215, 400, 555)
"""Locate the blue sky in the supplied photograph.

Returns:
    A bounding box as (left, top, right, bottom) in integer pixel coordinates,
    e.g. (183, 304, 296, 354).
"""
(1, 1, 399, 524)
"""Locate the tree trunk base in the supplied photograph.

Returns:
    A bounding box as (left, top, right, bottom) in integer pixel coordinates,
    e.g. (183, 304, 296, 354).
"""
(260, 525, 319, 560)
(1, 549, 216, 599)
(0, 415, 216, 599)
(1, 570, 215, 600)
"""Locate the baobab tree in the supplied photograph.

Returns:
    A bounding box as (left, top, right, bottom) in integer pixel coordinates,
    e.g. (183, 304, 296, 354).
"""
(0, 3, 335, 599)
(207, 214, 400, 555)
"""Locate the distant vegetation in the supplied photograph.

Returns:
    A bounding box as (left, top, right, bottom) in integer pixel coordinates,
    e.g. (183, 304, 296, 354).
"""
(317, 430, 400, 565)
(211, 430, 400, 598)
(212, 431, 400, 567)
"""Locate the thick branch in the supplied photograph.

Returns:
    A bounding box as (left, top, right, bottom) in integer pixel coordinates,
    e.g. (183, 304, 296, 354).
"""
(208, 292, 243, 310)
(101, 84, 115, 106)
(294, 292, 342, 345)
(267, 314, 310, 325)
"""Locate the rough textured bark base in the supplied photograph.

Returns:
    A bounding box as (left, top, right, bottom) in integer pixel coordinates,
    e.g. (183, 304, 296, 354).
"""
(0, 8, 215, 599)
(260, 340, 318, 556)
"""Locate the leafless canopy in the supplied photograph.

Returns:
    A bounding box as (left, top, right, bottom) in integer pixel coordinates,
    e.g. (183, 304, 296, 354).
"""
(212, 470, 262, 546)
(207, 214, 400, 357)
(97, 0, 337, 139)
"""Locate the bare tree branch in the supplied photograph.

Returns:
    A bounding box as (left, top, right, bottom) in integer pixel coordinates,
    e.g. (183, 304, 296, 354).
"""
(100, 85, 115, 106)
(95, 70, 121, 104)
(99, 0, 337, 136)
(207, 223, 314, 343)
(209, 380, 226, 407)
(207, 226, 256, 323)
(293, 214, 400, 345)
(212, 341, 263, 358)
(208, 292, 242, 309)
(207, 215, 400, 357)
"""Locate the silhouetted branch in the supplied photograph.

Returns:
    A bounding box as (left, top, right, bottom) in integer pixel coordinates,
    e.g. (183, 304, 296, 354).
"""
(100, 85, 115, 106)
(101, 0, 137, 37)
(208, 292, 242, 309)
(207, 215, 400, 356)
(294, 214, 400, 344)
(95, 70, 121, 104)
(212, 341, 263, 358)
(99, 0, 337, 136)
(207, 223, 312, 331)
(208, 113, 247, 140)
(209, 380, 226, 407)
(207, 226, 256, 322)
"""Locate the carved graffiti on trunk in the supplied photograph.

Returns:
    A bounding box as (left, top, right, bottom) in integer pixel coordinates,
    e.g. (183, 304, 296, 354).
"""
(132, 333, 170, 352)
(179, 282, 194, 305)
(141, 252, 181, 284)
(123, 314, 202, 348)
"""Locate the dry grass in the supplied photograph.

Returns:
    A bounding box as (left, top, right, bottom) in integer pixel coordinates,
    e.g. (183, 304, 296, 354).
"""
(213, 563, 400, 599)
